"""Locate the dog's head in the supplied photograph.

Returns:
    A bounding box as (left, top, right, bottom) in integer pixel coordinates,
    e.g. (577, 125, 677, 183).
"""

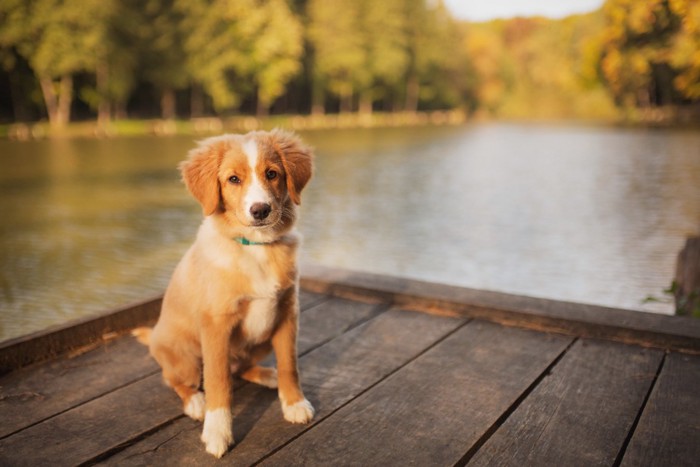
(179, 130, 313, 238)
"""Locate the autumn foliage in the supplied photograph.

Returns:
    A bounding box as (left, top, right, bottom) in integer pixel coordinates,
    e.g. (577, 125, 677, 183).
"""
(0, 0, 698, 126)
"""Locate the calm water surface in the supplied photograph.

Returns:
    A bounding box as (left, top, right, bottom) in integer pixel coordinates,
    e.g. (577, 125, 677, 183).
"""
(1, 123, 699, 340)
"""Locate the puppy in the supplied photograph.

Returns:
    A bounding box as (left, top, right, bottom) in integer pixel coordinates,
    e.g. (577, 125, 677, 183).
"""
(134, 129, 314, 458)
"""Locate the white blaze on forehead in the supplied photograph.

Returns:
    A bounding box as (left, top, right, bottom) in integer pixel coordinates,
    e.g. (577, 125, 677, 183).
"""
(241, 138, 271, 214)
(242, 138, 259, 166)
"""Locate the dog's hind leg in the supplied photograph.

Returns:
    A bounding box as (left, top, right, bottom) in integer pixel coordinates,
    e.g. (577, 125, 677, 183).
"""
(151, 342, 205, 421)
(240, 366, 278, 388)
(238, 343, 278, 388)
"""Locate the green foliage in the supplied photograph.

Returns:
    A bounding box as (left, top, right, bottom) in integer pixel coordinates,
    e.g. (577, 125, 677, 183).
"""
(178, 0, 303, 114)
(644, 281, 700, 318)
(307, 0, 366, 109)
(246, 0, 304, 114)
(1, 0, 699, 125)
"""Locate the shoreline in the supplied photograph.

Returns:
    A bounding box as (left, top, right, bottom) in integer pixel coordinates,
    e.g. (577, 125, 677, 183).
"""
(4, 107, 699, 142)
(1, 110, 468, 141)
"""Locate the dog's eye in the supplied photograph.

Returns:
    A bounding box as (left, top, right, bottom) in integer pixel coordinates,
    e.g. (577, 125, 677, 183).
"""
(228, 175, 241, 184)
(266, 170, 278, 180)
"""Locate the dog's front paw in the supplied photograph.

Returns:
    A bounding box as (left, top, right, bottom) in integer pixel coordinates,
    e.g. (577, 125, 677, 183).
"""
(282, 398, 315, 424)
(201, 408, 233, 458)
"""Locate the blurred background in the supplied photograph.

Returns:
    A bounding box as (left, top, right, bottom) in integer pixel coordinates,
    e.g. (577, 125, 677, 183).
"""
(1, 0, 699, 341)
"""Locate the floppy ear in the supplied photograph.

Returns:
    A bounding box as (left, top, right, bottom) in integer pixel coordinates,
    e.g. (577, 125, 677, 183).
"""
(270, 129, 314, 205)
(179, 137, 225, 215)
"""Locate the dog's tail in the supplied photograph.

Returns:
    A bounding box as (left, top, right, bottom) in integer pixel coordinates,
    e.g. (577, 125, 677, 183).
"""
(132, 327, 152, 346)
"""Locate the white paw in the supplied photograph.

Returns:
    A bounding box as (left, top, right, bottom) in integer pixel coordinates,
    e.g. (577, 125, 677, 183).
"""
(282, 398, 315, 424)
(201, 408, 233, 458)
(184, 392, 205, 421)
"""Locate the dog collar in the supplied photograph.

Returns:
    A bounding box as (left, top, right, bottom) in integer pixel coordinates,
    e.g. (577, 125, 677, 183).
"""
(233, 237, 270, 246)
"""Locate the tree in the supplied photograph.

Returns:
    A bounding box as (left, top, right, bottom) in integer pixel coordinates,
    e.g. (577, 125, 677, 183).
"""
(246, 0, 304, 117)
(668, 0, 700, 99)
(2, 0, 113, 127)
(462, 21, 513, 115)
(357, 0, 409, 113)
(598, 0, 684, 108)
(181, 0, 239, 113)
(0, 0, 35, 121)
(402, 0, 462, 112)
(135, 0, 188, 119)
(308, 0, 365, 113)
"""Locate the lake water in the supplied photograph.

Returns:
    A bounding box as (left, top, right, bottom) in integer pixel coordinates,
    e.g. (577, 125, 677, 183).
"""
(1, 123, 699, 341)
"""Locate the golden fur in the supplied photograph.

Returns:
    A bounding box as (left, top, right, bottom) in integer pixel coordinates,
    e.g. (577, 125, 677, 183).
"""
(134, 129, 314, 458)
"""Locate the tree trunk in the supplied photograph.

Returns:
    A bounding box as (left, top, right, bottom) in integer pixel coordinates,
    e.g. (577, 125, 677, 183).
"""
(340, 84, 353, 114)
(191, 83, 204, 118)
(311, 76, 325, 116)
(39, 76, 59, 125)
(114, 101, 128, 120)
(405, 74, 419, 113)
(256, 88, 269, 118)
(674, 236, 700, 316)
(39, 74, 73, 128)
(161, 88, 176, 120)
(96, 62, 111, 125)
(56, 75, 73, 126)
(359, 90, 372, 115)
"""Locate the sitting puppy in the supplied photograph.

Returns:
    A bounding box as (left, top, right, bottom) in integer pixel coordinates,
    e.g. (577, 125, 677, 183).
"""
(134, 129, 314, 458)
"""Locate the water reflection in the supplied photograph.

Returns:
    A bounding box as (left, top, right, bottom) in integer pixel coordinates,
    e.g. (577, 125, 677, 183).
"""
(300, 124, 700, 315)
(1, 124, 699, 341)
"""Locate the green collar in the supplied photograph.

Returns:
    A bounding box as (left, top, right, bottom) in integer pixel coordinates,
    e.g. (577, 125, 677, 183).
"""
(234, 237, 270, 246)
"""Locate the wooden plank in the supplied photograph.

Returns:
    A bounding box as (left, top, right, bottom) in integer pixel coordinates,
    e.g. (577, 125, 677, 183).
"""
(297, 297, 385, 353)
(298, 289, 327, 310)
(0, 336, 158, 439)
(261, 320, 572, 466)
(0, 373, 181, 466)
(301, 263, 700, 352)
(99, 309, 465, 465)
(621, 352, 700, 467)
(0, 297, 162, 375)
(468, 339, 663, 466)
(0, 296, 388, 465)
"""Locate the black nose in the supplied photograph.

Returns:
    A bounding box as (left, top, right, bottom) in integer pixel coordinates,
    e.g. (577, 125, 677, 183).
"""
(250, 203, 271, 220)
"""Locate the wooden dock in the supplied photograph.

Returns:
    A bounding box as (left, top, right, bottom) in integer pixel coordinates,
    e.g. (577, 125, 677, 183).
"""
(1, 265, 699, 466)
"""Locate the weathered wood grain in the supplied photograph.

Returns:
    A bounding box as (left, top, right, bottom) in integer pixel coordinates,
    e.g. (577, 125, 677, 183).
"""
(0, 372, 181, 466)
(100, 309, 465, 465)
(1, 268, 699, 466)
(0, 336, 158, 439)
(260, 320, 572, 466)
(297, 297, 386, 354)
(301, 263, 700, 352)
(621, 352, 700, 467)
(468, 339, 663, 466)
(298, 290, 328, 310)
(0, 297, 162, 374)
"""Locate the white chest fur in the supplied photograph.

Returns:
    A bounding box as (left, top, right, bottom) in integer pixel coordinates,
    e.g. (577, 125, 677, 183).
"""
(242, 298, 277, 344)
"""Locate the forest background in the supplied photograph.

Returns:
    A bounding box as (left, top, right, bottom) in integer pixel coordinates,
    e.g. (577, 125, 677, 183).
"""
(1, 0, 699, 130)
